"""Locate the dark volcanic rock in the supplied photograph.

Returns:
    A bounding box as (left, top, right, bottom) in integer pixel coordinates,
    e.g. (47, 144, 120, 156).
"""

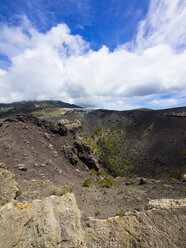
(62, 144, 78, 165)
(43, 121, 67, 136)
(5, 114, 68, 136)
(74, 138, 99, 171)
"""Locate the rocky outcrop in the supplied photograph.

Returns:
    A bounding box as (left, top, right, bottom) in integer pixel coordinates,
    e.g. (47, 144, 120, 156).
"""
(59, 119, 82, 134)
(83, 205, 186, 248)
(62, 138, 99, 170)
(0, 162, 21, 206)
(147, 198, 186, 209)
(4, 114, 68, 136)
(165, 111, 186, 117)
(74, 137, 99, 171)
(0, 194, 185, 248)
(62, 143, 78, 165)
(0, 194, 85, 248)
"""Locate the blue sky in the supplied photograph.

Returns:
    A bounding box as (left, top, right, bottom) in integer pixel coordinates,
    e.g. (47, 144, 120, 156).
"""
(0, 0, 185, 109)
(0, 0, 149, 50)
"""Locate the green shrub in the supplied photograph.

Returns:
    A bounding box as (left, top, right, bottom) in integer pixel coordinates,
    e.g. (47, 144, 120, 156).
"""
(83, 178, 91, 187)
(133, 174, 138, 179)
(170, 170, 182, 181)
(169, 177, 180, 183)
(51, 190, 57, 195)
(129, 190, 136, 194)
(7, 137, 13, 142)
(95, 209, 100, 216)
(99, 168, 107, 178)
(116, 210, 125, 216)
(98, 177, 115, 188)
(91, 168, 97, 176)
(60, 188, 72, 196)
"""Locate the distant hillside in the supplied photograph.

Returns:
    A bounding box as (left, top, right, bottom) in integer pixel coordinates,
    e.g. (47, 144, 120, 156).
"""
(0, 100, 81, 118)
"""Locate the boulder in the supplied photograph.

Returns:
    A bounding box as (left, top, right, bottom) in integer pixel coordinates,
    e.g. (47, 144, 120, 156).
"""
(18, 164, 27, 171)
(0, 194, 86, 248)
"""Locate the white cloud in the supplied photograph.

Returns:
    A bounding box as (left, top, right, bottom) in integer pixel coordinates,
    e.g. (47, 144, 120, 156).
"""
(136, 0, 186, 50)
(0, 0, 186, 109)
(149, 98, 180, 107)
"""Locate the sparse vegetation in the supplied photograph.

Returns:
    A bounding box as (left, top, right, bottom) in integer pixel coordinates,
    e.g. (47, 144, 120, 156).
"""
(99, 168, 108, 178)
(0, 100, 81, 118)
(33, 108, 62, 118)
(82, 126, 172, 180)
(51, 190, 57, 195)
(7, 137, 13, 142)
(103, 188, 107, 195)
(83, 178, 91, 187)
(95, 209, 100, 216)
(60, 188, 72, 196)
(136, 197, 141, 202)
(116, 210, 125, 216)
(98, 176, 115, 188)
(129, 190, 136, 194)
(182, 187, 186, 192)
(90, 168, 97, 176)
(168, 170, 182, 181)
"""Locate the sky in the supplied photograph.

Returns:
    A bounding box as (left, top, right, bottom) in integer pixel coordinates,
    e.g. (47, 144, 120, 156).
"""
(0, 0, 185, 110)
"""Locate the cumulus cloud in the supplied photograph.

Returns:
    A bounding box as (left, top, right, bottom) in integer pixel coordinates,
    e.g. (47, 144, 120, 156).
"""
(0, 0, 186, 109)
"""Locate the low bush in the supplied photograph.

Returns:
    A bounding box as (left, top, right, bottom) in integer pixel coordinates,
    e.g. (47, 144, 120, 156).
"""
(83, 178, 91, 187)
(95, 209, 100, 216)
(98, 177, 115, 188)
(51, 190, 57, 195)
(90, 168, 97, 176)
(116, 210, 125, 216)
(60, 188, 72, 196)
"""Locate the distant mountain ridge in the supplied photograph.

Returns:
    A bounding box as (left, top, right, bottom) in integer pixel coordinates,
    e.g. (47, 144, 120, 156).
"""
(0, 100, 82, 118)
(0, 100, 81, 108)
